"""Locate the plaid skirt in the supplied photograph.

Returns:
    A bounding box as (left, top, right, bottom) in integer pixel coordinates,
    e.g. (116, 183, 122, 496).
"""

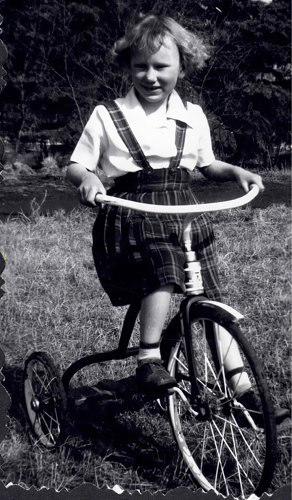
(92, 168, 221, 306)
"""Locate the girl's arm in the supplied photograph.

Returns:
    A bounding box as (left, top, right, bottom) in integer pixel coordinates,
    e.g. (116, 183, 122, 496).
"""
(200, 160, 264, 192)
(66, 162, 106, 206)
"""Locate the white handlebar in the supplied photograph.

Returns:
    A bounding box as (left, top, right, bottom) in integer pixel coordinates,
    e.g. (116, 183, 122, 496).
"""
(95, 184, 259, 214)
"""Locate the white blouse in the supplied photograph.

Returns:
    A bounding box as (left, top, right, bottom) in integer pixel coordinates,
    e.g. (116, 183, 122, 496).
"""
(70, 87, 215, 179)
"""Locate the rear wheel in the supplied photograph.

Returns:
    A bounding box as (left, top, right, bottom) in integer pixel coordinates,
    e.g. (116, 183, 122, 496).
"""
(167, 307, 277, 499)
(23, 351, 67, 448)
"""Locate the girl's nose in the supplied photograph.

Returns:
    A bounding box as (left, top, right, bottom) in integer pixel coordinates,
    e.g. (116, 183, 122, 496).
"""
(145, 67, 156, 82)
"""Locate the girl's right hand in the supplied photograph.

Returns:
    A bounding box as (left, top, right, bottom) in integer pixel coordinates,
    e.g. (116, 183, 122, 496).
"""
(78, 171, 106, 206)
(66, 162, 106, 206)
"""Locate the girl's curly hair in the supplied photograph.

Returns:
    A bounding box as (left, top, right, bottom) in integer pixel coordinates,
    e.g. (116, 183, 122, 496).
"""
(112, 14, 210, 74)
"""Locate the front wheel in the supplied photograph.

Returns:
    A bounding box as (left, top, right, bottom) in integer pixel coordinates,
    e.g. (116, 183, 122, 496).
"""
(167, 304, 277, 499)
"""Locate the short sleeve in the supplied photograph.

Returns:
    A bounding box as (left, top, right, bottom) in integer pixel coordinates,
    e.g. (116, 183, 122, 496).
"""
(70, 107, 106, 172)
(196, 107, 215, 168)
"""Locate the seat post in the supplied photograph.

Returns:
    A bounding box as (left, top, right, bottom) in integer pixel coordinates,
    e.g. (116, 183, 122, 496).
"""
(182, 214, 204, 295)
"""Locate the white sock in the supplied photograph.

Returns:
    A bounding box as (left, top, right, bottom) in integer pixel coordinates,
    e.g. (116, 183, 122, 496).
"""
(138, 342, 161, 364)
(228, 370, 251, 397)
(215, 326, 251, 397)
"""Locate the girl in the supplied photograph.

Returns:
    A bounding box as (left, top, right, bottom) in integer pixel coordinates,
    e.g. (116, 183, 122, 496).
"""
(67, 14, 287, 422)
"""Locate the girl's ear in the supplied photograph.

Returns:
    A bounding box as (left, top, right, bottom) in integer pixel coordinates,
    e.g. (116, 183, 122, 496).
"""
(179, 67, 185, 79)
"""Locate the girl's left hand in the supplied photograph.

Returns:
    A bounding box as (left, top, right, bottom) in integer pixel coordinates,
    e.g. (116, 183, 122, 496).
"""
(235, 169, 265, 193)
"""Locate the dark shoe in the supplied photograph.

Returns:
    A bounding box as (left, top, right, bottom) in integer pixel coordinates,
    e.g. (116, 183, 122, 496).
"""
(136, 358, 177, 394)
(236, 390, 290, 427)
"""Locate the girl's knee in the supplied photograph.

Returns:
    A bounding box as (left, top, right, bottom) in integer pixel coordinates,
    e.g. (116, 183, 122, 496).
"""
(148, 284, 174, 296)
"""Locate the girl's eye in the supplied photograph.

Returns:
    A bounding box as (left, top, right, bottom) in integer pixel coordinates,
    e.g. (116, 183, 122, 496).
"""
(133, 64, 169, 70)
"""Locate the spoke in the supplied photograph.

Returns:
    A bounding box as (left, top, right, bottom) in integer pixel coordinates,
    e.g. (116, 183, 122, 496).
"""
(194, 325, 228, 399)
(204, 356, 223, 395)
(214, 347, 229, 398)
(41, 396, 55, 405)
(204, 337, 208, 395)
(174, 353, 191, 397)
(201, 323, 225, 396)
(197, 413, 232, 495)
(39, 412, 54, 438)
(230, 418, 254, 496)
(32, 433, 49, 447)
(33, 413, 49, 440)
(196, 375, 225, 402)
(211, 419, 253, 485)
(42, 409, 60, 428)
(214, 327, 243, 400)
(200, 424, 209, 472)
(213, 409, 265, 468)
(31, 365, 50, 394)
(54, 407, 61, 432)
(39, 413, 56, 443)
(175, 353, 189, 373)
(229, 371, 246, 399)
(230, 414, 263, 468)
(31, 409, 59, 448)
(230, 421, 246, 497)
(32, 364, 57, 395)
(42, 376, 57, 392)
(209, 420, 229, 496)
(213, 412, 247, 429)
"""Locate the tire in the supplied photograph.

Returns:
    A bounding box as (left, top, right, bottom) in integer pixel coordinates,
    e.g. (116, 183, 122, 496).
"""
(23, 351, 67, 448)
(167, 304, 277, 499)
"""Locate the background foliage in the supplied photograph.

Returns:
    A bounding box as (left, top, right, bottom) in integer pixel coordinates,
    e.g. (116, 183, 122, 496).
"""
(0, 0, 290, 168)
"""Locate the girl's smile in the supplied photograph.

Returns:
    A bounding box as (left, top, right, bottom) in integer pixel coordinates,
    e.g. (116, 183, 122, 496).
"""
(130, 36, 183, 113)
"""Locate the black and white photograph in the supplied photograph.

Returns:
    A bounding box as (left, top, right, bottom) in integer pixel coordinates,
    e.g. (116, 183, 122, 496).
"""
(0, 1, 290, 499)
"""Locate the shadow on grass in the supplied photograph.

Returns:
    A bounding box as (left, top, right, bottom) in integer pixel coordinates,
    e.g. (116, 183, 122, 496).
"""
(67, 377, 179, 480)
(2, 365, 27, 429)
(2, 367, 181, 488)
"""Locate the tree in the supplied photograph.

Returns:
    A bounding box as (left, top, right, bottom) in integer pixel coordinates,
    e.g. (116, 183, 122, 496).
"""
(192, 0, 291, 167)
(0, 0, 290, 168)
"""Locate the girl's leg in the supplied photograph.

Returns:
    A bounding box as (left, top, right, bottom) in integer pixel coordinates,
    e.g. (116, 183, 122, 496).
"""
(136, 284, 177, 392)
(216, 325, 290, 424)
(138, 284, 174, 362)
(215, 325, 251, 396)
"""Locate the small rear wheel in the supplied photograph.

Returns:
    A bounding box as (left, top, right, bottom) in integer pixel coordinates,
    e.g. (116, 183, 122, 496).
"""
(23, 351, 67, 448)
(167, 305, 277, 499)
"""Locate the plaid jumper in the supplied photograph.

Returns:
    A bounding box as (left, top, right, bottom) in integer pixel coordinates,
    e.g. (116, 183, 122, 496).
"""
(92, 101, 221, 306)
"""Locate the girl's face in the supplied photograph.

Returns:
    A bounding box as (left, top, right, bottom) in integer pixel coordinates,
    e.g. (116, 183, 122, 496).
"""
(130, 36, 183, 113)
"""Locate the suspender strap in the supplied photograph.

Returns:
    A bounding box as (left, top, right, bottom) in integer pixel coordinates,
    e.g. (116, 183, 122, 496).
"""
(103, 100, 151, 170)
(169, 120, 187, 170)
(102, 100, 187, 171)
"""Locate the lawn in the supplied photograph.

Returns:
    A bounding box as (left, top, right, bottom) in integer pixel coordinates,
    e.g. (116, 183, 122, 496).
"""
(0, 199, 290, 494)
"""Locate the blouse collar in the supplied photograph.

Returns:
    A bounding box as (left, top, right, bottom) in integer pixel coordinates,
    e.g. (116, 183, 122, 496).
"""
(120, 87, 194, 129)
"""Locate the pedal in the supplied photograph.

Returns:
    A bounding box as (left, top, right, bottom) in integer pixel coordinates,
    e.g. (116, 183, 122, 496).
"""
(170, 386, 199, 417)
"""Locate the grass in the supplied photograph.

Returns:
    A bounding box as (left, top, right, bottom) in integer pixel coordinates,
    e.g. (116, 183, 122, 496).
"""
(0, 201, 290, 494)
